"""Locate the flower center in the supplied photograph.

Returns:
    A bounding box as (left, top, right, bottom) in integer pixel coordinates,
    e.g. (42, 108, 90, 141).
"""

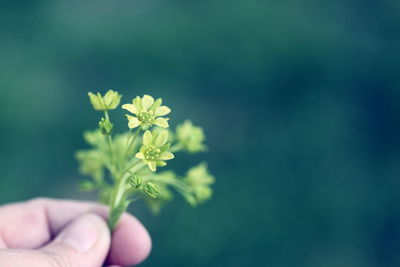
(144, 146, 161, 161)
(138, 112, 154, 123)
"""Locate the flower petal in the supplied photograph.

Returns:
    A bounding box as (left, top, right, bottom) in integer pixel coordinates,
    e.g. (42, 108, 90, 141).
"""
(151, 98, 162, 110)
(159, 143, 170, 152)
(159, 151, 174, 160)
(143, 130, 153, 146)
(155, 106, 171, 116)
(156, 161, 167, 166)
(103, 90, 114, 106)
(133, 96, 142, 112)
(153, 117, 169, 128)
(135, 152, 145, 159)
(154, 130, 169, 147)
(148, 161, 157, 172)
(88, 92, 103, 110)
(128, 119, 140, 129)
(126, 115, 140, 129)
(122, 103, 138, 115)
(141, 95, 154, 111)
(109, 91, 121, 109)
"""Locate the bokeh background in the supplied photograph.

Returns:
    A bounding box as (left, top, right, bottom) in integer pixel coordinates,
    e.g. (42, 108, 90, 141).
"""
(1, 0, 400, 266)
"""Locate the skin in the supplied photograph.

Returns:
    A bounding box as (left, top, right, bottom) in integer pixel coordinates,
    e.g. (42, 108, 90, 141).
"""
(0, 198, 152, 267)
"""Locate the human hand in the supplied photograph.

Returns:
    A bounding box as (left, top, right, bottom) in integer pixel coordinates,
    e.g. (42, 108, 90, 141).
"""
(0, 198, 151, 267)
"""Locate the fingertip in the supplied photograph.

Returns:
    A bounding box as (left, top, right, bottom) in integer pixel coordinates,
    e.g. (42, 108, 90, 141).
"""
(108, 214, 152, 266)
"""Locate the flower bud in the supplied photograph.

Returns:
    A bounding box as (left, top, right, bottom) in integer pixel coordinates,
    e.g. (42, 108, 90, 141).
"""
(99, 117, 113, 135)
(128, 175, 142, 188)
(143, 182, 160, 198)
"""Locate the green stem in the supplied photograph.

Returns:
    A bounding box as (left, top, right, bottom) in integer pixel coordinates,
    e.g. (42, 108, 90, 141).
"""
(104, 110, 110, 120)
(108, 161, 146, 230)
(144, 174, 191, 203)
(146, 174, 188, 190)
(124, 129, 132, 149)
(104, 111, 116, 176)
(124, 128, 141, 158)
(120, 158, 141, 177)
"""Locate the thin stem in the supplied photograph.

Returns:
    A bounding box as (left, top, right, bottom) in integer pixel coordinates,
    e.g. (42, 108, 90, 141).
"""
(144, 174, 191, 201)
(124, 128, 141, 158)
(121, 159, 141, 179)
(145, 174, 187, 190)
(109, 160, 145, 208)
(124, 129, 132, 149)
(108, 161, 146, 230)
(104, 111, 116, 176)
(104, 110, 110, 120)
(112, 174, 128, 210)
(106, 135, 113, 159)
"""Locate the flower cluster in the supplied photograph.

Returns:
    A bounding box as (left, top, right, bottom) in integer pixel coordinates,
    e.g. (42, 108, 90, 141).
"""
(77, 90, 214, 231)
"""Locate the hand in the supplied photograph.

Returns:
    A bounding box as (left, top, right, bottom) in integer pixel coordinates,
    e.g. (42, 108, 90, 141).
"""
(0, 198, 151, 267)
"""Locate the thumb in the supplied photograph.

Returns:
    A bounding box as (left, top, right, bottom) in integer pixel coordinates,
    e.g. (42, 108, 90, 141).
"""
(0, 213, 111, 267)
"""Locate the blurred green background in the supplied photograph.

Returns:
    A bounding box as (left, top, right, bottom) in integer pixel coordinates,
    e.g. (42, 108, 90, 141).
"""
(1, 0, 400, 266)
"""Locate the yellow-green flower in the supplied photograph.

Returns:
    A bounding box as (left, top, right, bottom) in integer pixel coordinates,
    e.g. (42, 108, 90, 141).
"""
(88, 90, 122, 111)
(135, 130, 174, 171)
(185, 163, 214, 204)
(176, 120, 206, 153)
(122, 95, 171, 130)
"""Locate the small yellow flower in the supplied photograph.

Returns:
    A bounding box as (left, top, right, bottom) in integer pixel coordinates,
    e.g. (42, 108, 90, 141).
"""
(88, 90, 121, 111)
(122, 95, 171, 130)
(135, 130, 174, 171)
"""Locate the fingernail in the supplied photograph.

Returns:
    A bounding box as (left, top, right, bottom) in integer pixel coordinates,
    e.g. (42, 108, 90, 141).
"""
(57, 214, 102, 252)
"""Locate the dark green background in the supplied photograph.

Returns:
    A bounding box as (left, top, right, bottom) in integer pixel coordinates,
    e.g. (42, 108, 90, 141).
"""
(1, 1, 400, 266)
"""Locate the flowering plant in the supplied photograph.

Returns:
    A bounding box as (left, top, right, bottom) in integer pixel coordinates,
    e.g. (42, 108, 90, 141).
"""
(76, 90, 214, 230)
